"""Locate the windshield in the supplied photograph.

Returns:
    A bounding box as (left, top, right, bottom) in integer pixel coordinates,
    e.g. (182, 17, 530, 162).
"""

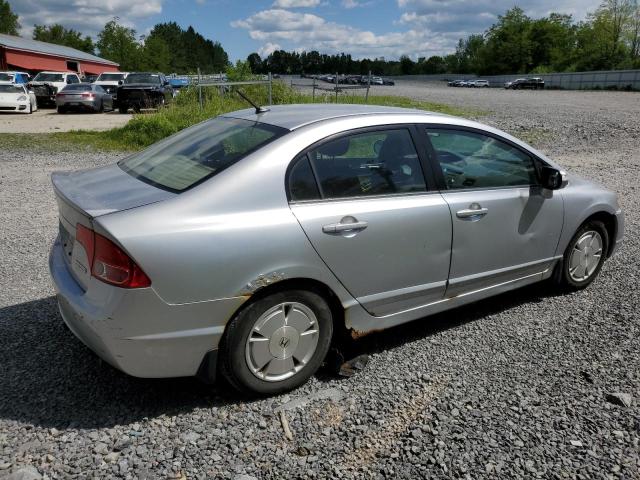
(97, 73, 124, 82)
(119, 118, 287, 192)
(61, 84, 92, 91)
(0, 73, 13, 81)
(33, 73, 64, 82)
(125, 73, 161, 84)
(0, 84, 22, 93)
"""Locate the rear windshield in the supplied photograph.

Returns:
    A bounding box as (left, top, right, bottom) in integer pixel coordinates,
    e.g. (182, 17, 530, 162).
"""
(0, 84, 22, 93)
(61, 84, 92, 91)
(118, 117, 287, 192)
(97, 73, 124, 81)
(125, 74, 160, 84)
(33, 73, 64, 82)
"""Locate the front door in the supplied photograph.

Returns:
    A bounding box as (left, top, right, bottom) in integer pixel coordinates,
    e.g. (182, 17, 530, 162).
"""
(288, 127, 453, 316)
(424, 127, 564, 296)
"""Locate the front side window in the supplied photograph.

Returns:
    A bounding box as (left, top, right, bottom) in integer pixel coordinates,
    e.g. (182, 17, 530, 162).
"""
(426, 128, 537, 190)
(306, 129, 426, 200)
(119, 117, 286, 192)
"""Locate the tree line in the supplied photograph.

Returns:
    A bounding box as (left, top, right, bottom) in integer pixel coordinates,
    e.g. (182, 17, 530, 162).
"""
(0, 1, 228, 73)
(247, 1, 640, 75)
(1, 0, 639, 76)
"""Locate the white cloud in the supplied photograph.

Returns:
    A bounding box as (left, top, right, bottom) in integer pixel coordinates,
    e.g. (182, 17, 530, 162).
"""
(258, 42, 282, 56)
(341, 0, 364, 7)
(232, 9, 452, 59)
(14, 0, 163, 38)
(272, 0, 321, 7)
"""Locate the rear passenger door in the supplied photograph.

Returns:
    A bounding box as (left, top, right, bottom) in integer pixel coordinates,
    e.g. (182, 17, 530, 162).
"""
(423, 126, 563, 296)
(288, 126, 453, 317)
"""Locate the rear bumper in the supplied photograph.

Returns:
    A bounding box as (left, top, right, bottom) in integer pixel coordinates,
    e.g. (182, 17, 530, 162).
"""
(56, 99, 100, 111)
(49, 238, 246, 379)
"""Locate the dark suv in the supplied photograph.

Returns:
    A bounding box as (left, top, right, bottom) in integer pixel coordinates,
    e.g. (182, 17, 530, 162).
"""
(117, 72, 173, 113)
(504, 77, 545, 90)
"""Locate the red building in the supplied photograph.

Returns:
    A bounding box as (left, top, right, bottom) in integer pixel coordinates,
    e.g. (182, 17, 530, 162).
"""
(0, 33, 119, 77)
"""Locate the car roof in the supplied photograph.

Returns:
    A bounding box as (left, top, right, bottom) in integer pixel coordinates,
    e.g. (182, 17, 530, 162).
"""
(223, 104, 447, 130)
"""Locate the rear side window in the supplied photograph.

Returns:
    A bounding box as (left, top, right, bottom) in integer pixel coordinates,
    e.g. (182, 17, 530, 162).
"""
(289, 155, 320, 201)
(119, 117, 286, 192)
(426, 128, 537, 190)
(305, 129, 426, 200)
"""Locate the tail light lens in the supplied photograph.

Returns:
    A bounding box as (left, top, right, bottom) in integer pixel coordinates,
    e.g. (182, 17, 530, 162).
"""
(75, 224, 151, 288)
(82, 93, 95, 99)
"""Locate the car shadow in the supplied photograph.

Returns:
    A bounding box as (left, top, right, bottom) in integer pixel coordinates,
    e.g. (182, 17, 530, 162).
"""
(0, 284, 561, 429)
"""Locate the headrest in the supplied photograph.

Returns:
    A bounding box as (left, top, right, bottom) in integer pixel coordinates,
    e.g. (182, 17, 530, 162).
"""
(317, 137, 350, 157)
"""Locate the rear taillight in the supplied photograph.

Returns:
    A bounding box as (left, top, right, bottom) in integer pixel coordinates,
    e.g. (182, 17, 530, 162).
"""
(75, 224, 151, 288)
(82, 93, 95, 99)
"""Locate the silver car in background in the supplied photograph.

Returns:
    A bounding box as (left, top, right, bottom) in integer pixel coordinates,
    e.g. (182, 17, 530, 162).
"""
(49, 104, 624, 395)
(56, 83, 113, 113)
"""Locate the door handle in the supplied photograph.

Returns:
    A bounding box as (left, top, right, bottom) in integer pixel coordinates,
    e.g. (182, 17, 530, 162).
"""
(456, 206, 488, 219)
(322, 220, 368, 234)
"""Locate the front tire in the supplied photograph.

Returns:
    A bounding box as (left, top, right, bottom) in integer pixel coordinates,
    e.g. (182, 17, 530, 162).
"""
(554, 220, 609, 290)
(118, 105, 128, 114)
(219, 290, 333, 396)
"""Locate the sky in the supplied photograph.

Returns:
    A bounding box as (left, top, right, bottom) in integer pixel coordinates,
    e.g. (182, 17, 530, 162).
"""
(13, 0, 601, 61)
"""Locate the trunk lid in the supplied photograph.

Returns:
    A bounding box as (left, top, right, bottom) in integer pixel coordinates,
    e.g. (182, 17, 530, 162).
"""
(52, 164, 175, 290)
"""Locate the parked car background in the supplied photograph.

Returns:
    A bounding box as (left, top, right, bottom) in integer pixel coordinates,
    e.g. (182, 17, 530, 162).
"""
(29, 71, 81, 106)
(0, 71, 30, 85)
(0, 82, 37, 113)
(505, 77, 545, 89)
(117, 72, 173, 113)
(94, 72, 129, 105)
(56, 83, 114, 113)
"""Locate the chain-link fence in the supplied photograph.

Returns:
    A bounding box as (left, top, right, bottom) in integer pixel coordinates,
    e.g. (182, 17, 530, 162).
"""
(397, 69, 640, 90)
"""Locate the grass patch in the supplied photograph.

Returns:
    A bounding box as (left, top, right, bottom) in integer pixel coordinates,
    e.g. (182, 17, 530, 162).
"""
(1, 83, 483, 153)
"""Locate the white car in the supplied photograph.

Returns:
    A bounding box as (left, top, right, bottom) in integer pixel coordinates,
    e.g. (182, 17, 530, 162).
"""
(472, 80, 490, 87)
(94, 72, 129, 103)
(30, 71, 81, 106)
(0, 71, 31, 85)
(0, 82, 37, 114)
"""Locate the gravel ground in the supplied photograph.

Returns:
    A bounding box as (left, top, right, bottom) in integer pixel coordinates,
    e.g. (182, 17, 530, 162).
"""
(0, 83, 638, 479)
(0, 109, 131, 133)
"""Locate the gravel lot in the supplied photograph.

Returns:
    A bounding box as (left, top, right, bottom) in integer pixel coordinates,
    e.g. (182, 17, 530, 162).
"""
(0, 109, 131, 133)
(0, 82, 638, 479)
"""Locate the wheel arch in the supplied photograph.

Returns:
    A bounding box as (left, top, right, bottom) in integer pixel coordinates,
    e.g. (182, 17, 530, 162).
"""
(226, 277, 348, 343)
(583, 211, 617, 257)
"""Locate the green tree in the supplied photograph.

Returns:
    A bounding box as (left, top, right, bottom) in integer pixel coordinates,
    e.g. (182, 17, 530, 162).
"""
(33, 24, 94, 53)
(482, 7, 533, 74)
(0, 0, 19, 35)
(140, 35, 170, 71)
(247, 53, 263, 74)
(399, 55, 415, 74)
(97, 19, 141, 70)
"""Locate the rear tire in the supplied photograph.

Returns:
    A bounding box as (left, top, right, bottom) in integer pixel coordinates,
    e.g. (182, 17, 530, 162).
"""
(118, 105, 128, 114)
(57, 106, 66, 114)
(553, 220, 609, 290)
(219, 290, 333, 396)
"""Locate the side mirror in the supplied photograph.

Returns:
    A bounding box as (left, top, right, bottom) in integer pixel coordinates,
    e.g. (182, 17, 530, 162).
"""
(540, 166, 568, 190)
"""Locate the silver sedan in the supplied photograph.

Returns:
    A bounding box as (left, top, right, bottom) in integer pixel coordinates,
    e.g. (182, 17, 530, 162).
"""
(56, 83, 113, 113)
(49, 104, 624, 395)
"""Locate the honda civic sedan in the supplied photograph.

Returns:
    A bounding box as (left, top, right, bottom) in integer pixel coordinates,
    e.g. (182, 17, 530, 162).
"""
(49, 104, 624, 395)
